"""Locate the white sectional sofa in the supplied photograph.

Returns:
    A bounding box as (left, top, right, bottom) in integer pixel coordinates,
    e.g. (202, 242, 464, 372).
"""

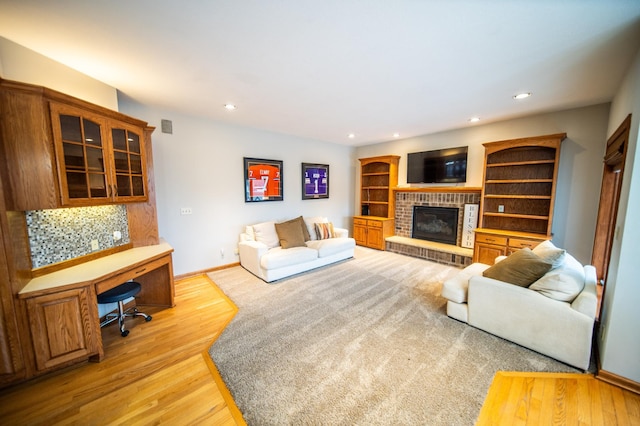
(441, 240, 597, 370)
(239, 216, 355, 282)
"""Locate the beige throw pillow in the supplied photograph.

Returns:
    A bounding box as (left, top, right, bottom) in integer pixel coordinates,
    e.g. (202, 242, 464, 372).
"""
(532, 240, 566, 269)
(482, 248, 552, 287)
(280, 216, 311, 241)
(274, 220, 306, 249)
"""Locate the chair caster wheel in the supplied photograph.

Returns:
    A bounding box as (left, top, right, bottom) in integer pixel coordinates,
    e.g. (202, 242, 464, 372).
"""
(145, 315, 152, 322)
(121, 330, 130, 337)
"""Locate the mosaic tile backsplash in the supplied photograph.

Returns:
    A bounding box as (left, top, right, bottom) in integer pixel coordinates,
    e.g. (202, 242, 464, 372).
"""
(27, 205, 130, 268)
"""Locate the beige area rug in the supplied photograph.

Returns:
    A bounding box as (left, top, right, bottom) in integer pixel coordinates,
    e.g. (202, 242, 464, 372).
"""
(208, 247, 579, 425)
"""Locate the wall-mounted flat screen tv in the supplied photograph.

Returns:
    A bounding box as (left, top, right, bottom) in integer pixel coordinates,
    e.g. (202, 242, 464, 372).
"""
(407, 146, 468, 183)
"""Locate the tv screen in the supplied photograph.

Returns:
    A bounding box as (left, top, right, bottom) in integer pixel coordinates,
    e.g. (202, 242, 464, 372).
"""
(407, 146, 468, 183)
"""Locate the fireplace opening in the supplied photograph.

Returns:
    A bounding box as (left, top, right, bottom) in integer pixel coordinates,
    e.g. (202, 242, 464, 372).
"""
(412, 206, 459, 245)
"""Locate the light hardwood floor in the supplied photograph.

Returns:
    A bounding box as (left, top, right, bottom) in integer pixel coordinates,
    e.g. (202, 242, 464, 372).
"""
(0, 274, 245, 425)
(1, 274, 638, 425)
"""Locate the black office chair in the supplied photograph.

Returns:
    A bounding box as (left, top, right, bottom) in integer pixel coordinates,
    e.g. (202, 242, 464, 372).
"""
(97, 281, 152, 337)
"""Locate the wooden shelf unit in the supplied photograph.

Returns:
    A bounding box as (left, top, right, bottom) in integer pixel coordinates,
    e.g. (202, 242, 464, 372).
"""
(474, 134, 565, 263)
(355, 155, 399, 250)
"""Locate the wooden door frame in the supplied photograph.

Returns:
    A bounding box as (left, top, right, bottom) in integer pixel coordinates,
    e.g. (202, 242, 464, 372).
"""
(591, 114, 631, 315)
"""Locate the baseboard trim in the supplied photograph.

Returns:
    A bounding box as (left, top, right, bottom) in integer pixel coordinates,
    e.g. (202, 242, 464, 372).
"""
(174, 262, 240, 281)
(597, 369, 640, 395)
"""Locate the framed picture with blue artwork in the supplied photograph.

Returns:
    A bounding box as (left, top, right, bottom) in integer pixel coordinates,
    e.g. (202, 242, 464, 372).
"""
(301, 163, 329, 200)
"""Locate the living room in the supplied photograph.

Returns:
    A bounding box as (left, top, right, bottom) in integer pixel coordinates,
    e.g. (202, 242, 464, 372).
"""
(1, 1, 639, 423)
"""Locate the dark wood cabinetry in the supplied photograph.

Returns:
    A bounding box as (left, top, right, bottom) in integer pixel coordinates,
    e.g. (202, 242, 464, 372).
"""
(0, 79, 149, 210)
(474, 134, 565, 263)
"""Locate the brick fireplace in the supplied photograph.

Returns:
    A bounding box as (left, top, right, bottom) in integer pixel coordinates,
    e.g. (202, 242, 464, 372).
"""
(386, 187, 481, 267)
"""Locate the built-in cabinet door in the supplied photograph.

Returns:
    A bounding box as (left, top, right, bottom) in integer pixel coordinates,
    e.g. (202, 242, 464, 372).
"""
(51, 103, 110, 205)
(110, 122, 146, 201)
(26, 287, 101, 371)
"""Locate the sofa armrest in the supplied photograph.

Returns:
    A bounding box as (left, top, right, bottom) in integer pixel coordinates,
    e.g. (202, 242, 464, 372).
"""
(238, 240, 269, 276)
(334, 227, 348, 238)
(571, 265, 598, 318)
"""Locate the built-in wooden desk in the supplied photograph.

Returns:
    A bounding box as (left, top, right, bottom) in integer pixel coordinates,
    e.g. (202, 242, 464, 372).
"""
(18, 242, 174, 371)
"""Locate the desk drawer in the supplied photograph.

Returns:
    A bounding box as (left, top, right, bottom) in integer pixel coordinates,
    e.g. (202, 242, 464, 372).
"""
(354, 218, 367, 226)
(508, 238, 540, 250)
(367, 220, 383, 228)
(95, 256, 169, 295)
(475, 234, 507, 246)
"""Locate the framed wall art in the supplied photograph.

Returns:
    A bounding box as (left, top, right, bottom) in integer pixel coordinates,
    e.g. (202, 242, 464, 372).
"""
(244, 157, 283, 202)
(302, 163, 329, 200)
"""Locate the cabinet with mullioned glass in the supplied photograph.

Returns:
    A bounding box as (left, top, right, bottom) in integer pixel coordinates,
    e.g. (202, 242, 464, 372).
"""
(50, 102, 147, 206)
(0, 78, 149, 210)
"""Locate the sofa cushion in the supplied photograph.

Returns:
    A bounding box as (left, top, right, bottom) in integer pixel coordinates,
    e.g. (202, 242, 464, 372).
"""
(315, 222, 335, 240)
(304, 216, 328, 241)
(275, 220, 306, 249)
(252, 221, 280, 248)
(529, 253, 585, 302)
(482, 248, 552, 287)
(532, 240, 566, 269)
(260, 246, 318, 270)
(306, 237, 355, 257)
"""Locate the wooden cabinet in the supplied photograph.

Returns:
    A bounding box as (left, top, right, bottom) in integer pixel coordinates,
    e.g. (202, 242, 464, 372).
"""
(353, 216, 395, 250)
(50, 103, 147, 205)
(474, 133, 564, 263)
(0, 78, 150, 210)
(355, 155, 399, 251)
(25, 287, 101, 371)
(359, 155, 400, 218)
(473, 229, 546, 264)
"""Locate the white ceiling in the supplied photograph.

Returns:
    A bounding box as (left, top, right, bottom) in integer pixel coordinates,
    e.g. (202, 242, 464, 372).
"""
(1, 0, 639, 145)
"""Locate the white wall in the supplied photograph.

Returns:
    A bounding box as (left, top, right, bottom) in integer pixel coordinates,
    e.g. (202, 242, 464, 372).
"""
(118, 98, 356, 276)
(355, 105, 611, 265)
(0, 37, 117, 110)
(598, 47, 640, 383)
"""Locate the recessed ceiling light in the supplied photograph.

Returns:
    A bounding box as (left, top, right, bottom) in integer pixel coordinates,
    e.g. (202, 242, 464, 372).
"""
(513, 92, 531, 100)
(468, 117, 480, 123)
(348, 133, 356, 139)
(224, 104, 237, 110)
(393, 133, 400, 138)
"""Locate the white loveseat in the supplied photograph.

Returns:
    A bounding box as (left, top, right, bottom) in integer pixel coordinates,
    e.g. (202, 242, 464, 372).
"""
(239, 216, 356, 282)
(441, 240, 597, 370)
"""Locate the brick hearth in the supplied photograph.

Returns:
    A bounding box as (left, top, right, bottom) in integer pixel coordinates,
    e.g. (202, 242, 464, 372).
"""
(387, 187, 481, 267)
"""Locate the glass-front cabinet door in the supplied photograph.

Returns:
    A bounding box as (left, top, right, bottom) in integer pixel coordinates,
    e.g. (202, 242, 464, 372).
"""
(50, 103, 147, 205)
(111, 122, 146, 201)
(51, 103, 110, 205)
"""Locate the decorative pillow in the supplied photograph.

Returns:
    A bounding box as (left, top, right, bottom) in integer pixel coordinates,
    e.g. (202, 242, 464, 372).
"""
(529, 253, 585, 302)
(304, 216, 328, 241)
(274, 220, 306, 249)
(532, 240, 566, 269)
(482, 248, 552, 287)
(252, 221, 280, 248)
(314, 222, 335, 240)
(281, 216, 311, 241)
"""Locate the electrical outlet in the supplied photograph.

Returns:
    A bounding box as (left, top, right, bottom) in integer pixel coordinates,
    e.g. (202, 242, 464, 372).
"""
(234, 248, 239, 256)
(498, 205, 505, 213)
(220, 248, 225, 259)
(113, 231, 122, 241)
(180, 207, 193, 215)
(91, 239, 99, 251)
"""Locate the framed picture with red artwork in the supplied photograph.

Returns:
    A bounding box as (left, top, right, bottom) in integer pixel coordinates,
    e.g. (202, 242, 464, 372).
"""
(244, 157, 283, 202)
